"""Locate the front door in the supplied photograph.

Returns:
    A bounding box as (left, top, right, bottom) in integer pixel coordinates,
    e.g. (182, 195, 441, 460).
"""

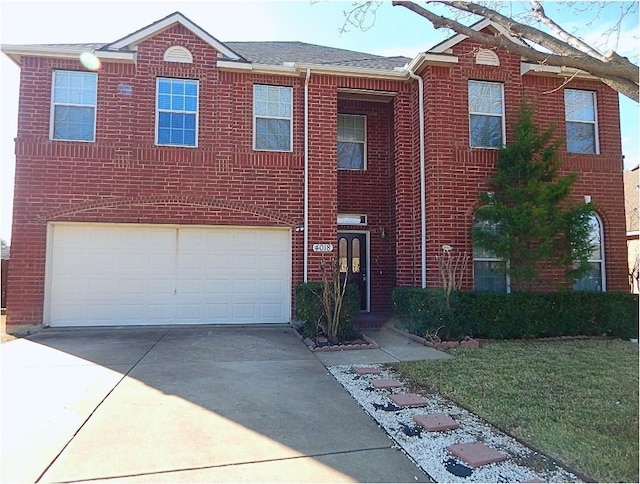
(338, 233, 368, 311)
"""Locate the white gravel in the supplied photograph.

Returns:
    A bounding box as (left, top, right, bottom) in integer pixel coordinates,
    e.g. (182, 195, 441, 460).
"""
(328, 364, 582, 483)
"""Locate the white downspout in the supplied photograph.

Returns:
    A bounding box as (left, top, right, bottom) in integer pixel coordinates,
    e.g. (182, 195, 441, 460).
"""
(303, 68, 310, 282)
(407, 68, 426, 289)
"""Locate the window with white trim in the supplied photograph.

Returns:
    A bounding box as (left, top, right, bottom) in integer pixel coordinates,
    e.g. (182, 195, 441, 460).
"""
(468, 80, 504, 148)
(253, 84, 292, 151)
(338, 114, 366, 170)
(565, 89, 599, 154)
(156, 78, 198, 147)
(472, 213, 508, 292)
(574, 214, 605, 291)
(51, 70, 97, 142)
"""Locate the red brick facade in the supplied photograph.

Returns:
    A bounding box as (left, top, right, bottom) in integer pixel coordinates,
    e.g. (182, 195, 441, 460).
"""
(4, 17, 628, 330)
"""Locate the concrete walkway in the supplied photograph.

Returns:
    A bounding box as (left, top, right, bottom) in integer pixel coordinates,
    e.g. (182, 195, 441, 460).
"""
(1, 325, 446, 483)
(315, 327, 453, 366)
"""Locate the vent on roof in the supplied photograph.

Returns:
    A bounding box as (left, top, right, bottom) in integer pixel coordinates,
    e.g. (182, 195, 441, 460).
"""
(164, 46, 193, 64)
(475, 49, 500, 66)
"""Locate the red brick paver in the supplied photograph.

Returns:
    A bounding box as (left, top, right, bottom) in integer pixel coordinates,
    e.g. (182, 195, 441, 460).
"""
(413, 413, 460, 432)
(371, 379, 403, 389)
(447, 442, 508, 468)
(389, 393, 428, 408)
(353, 367, 381, 375)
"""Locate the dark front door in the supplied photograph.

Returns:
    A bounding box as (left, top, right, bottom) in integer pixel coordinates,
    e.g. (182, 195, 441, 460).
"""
(338, 233, 368, 311)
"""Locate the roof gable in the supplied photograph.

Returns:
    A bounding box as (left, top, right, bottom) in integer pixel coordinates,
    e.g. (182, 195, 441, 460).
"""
(428, 18, 528, 53)
(102, 11, 245, 61)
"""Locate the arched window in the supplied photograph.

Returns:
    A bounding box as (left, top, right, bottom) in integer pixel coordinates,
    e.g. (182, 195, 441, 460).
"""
(574, 214, 605, 291)
(472, 212, 508, 292)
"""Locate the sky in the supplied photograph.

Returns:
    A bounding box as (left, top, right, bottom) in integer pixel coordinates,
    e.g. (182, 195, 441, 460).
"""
(1, 0, 638, 243)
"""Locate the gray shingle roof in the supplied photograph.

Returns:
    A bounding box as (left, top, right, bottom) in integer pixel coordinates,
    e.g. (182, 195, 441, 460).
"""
(12, 41, 410, 71)
(225, 41, 410, 70)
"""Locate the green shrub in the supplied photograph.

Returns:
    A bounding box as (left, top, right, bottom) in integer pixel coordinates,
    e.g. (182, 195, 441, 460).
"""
(295, 282, 360, 339)
(392, 287, 639, 340)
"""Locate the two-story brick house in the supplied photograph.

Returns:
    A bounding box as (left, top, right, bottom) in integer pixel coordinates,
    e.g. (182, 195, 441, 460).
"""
(2, 12, 628, 331)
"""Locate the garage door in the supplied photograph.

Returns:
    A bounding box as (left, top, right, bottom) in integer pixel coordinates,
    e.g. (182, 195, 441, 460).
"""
(45, 223, 291, 327)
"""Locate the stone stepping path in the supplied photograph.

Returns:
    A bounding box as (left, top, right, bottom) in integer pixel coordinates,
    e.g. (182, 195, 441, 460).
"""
(371, 379, 403, 389)
(353, 366, 381, 375)
(413, 412, 460, 432)
(331, 364, 581, 483)
(389, 392, 429, 407)
(447, 442, 508, 468)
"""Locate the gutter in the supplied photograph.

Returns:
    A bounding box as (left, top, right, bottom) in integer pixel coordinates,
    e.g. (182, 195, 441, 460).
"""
(303, 68, 310, 282)
(407, 68, 427, 289)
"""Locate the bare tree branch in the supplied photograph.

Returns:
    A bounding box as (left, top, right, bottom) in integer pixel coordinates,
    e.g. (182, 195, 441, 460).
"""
(529, 1, 604, 60)
(391, 1, 639, 102)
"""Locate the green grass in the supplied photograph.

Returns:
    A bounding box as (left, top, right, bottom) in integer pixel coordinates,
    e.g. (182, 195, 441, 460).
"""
(395, 339, 639, 483)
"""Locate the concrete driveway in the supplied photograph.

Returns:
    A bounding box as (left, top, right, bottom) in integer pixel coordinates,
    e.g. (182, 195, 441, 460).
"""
(1, 326, 430, 483)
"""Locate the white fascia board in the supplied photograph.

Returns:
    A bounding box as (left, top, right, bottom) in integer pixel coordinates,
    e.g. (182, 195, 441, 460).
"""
(406, 52, 459, 73)
(1, 44, 84, 64)
(521, 62, 598, 80)
(95, 50, 135, 62)
(297, 63, 407, 80)
(106, 12, 242, 60)
(217, 60, 407, 80)
(1, 44, 135, 65)
(216, 60, 297, 75)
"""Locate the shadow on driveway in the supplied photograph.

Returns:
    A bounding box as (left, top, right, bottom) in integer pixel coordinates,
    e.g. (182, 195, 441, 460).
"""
(1, 326, 430, 483)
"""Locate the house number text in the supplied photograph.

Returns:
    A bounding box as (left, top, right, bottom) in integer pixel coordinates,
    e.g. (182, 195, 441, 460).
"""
(312, 243, 334, 252)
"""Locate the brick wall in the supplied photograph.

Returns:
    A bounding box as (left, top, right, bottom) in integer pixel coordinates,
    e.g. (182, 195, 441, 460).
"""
(8, 25, 310, 328)
(6, 23, 629, 328)
(419, 35, 627, 291)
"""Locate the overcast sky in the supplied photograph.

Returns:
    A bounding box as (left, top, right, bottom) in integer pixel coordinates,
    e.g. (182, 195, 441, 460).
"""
(1, 0, 638, 242)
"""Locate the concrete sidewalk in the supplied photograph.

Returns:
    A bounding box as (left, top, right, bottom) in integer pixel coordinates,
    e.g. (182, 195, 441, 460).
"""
(1, 326, 439, 483)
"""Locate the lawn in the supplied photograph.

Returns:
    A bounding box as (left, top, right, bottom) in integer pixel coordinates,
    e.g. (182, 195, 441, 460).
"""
(394, 339, 639, 483)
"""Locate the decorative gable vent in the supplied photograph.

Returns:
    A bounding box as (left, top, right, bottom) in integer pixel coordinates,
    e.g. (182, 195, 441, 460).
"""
(475, 49, 500, 66)
(163, 46, 193, 64)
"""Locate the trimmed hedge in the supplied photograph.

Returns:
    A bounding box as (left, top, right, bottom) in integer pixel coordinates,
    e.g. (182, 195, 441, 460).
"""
(392, 287, 639, 340)
(295, 282, 360, 339)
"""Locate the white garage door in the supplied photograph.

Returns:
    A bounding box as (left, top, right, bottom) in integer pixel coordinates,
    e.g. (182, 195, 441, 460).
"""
(45, 223, 291, 327)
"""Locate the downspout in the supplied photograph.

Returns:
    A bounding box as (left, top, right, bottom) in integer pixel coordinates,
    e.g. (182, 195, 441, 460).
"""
(303, 68, 310, 282)
(407, 68, 426, 289)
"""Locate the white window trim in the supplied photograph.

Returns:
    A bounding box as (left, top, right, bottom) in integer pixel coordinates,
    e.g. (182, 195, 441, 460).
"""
(49, 70, 98, 143)
(155, 77, 199, 148)
(468, 80, 505, 149)
(253, 84, 293, 153)
(565, 89, 600, 155)
(337, 113, 367, 170)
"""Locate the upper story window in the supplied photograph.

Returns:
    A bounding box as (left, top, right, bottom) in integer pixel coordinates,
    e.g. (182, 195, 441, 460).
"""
(472, 213, 509, 292)
(338, 114, 366, 170)
(156, 77, 198, 147)
(565, 89, 599, 154)
(469, 80, 505, 149)
(574, 214, 605, 291)
(50, 70, 97, 142)
(253, 84, 292, 152)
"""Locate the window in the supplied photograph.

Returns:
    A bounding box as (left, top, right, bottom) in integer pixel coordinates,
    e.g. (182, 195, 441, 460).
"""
(338, 114, 366, 170)
(472, 213, 508, 292)
(565, 89, 598, 154)
(469, 80, 504, 148)
(253, 84, 292, 151)
(51, 70, 97, 142)
(156, 78, 198, 147)
(574, 214, 605, 291)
